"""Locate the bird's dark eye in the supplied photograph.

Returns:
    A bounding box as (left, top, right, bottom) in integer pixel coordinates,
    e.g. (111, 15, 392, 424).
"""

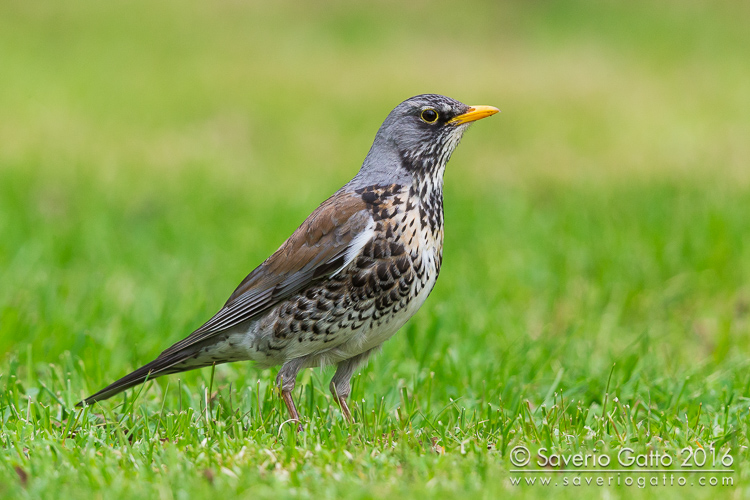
(420, 108, 439, 124)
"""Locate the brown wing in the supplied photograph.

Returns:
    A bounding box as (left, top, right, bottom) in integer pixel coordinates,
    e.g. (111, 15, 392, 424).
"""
(159, 192, 373, 357)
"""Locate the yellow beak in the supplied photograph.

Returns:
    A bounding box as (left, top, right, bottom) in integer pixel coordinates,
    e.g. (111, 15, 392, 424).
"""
(448, 105, 500, 125)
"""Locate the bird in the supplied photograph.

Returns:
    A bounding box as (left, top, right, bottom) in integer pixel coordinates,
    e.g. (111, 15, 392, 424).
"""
(78, 94, 499, 425)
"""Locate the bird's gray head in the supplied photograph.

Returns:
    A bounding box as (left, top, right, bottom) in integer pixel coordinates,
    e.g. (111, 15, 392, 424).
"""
(350, 94, 499, 189)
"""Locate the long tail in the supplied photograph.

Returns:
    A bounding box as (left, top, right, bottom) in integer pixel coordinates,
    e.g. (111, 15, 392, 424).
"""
(77, 345, 216, 407)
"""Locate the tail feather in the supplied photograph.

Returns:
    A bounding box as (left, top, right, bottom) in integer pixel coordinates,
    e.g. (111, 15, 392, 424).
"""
(77, 346, 213, 407)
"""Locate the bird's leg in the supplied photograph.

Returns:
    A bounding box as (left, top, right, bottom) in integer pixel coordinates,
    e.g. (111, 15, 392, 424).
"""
(330, 378, 352, 423)
(276, 358, 305, 431)
(330, 347, 379, 423)
(281, 390, 300, 421)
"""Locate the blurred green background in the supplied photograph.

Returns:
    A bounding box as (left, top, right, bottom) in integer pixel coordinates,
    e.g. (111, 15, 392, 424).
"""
(1, 0, 749, 498)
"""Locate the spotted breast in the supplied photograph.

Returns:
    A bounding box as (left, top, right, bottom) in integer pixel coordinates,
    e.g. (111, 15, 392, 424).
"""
(243, 178, 444, 369)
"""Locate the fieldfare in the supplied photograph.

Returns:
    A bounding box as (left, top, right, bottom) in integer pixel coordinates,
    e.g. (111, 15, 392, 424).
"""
(79, 94, 499, 424)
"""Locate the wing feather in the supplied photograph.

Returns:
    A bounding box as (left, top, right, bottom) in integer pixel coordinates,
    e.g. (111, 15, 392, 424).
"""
(158, 192, 373, 358)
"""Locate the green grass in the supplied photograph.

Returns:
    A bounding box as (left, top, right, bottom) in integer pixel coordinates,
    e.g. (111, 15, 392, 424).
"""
(2, 0, 750, 498)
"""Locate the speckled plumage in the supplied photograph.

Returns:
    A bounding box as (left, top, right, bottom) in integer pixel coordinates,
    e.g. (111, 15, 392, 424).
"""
(80, 94, 499, 424)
